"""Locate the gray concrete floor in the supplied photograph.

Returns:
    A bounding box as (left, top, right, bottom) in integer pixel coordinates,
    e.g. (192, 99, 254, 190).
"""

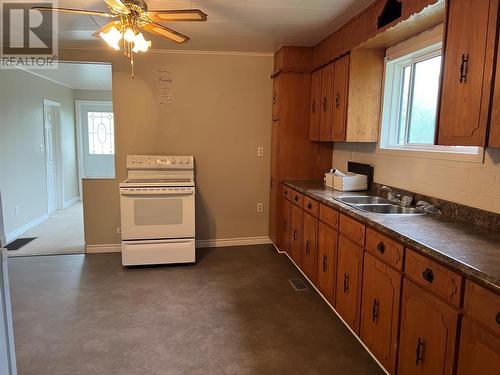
(8, 245, 383, 375)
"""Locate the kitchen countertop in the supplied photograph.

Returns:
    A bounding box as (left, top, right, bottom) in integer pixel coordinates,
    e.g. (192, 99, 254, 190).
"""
(285, 180, 500, 294)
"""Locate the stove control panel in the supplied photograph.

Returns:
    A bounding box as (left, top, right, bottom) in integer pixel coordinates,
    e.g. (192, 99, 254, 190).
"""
(127, 155, 194, 170)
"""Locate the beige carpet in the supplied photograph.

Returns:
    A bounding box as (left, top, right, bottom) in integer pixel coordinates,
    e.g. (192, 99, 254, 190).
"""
(8, 201, 85, 257)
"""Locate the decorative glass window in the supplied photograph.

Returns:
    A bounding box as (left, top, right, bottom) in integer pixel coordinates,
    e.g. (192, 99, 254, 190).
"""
(87, 112, 115, 155)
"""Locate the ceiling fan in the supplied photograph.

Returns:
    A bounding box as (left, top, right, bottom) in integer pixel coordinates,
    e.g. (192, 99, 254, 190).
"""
(33, 0, 208, 76)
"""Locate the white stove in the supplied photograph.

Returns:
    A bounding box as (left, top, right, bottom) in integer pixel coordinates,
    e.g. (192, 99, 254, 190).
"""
(119, 155, 196, 266)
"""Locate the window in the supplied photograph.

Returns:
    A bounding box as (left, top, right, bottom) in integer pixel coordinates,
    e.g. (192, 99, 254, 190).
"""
(380, 28, 480, 157)
(87, 111, 115, 155)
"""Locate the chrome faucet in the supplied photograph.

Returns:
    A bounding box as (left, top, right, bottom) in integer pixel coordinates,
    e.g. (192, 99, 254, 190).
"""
(381, 186, 414, 207)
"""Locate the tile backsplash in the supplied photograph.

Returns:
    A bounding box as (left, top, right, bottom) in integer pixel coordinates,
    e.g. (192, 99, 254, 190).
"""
(332, 143, 500, 214)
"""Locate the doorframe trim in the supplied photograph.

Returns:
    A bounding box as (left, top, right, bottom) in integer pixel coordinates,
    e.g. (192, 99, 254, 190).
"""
(43, 99, 63, 213)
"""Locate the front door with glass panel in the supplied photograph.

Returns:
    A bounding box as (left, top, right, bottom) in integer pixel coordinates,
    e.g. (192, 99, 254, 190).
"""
(78, 101, 115, 178)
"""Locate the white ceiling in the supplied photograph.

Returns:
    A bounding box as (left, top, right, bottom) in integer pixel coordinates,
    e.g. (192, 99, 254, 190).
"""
(53, 0, 375, 52)
(24, 63, 112, 90)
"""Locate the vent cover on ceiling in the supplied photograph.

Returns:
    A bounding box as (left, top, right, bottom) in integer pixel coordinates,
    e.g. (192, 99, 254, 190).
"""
(378, 0, 402, 29)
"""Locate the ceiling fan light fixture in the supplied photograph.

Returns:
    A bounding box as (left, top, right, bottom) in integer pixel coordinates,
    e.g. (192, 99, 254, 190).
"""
(132, 32, 151, 53)
(123, 26, 136, 43)
(100, 26, 121, 50)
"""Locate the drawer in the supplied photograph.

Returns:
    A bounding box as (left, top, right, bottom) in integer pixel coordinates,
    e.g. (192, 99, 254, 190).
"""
(283, 185, 292, 201)
(339, 214, 365, 246)
(405, 249, 462, 307)
(464, 280, 500, 336)
(319, 204, 339, 229)
(290, 190, 304, 207)
(303, 196, 319, 217)
(365, 228, 404, 270)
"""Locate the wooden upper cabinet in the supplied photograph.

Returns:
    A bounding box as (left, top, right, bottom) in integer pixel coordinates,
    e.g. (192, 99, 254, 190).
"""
(272, 76, 281, 121)
(309, 69, 322, 141)
(336, 235, 364, 333)
(320, 63, 335, 141)
(398, 279, 458, 375)
(290, 204, 304, 267)
(302, 212, 319, 284)
(457, 317, 500, 374)
(360, 253, 401, 375)
(317, 222, 338, 304)
(489, 34, 500, 147)
(332, 54, 349, 141)
(437, 0, 498, 146)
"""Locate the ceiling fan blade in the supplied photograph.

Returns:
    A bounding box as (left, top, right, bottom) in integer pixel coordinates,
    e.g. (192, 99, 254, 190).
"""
(146, 9, 207, 22)
(32, 6, 117, 18)
(142, 22, 189, 44)
(104, 0, 130, 15)
(92, 20, 121, 38)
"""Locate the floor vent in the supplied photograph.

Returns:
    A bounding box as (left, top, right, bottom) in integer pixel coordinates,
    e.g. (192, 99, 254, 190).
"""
(289, 278, 309, 291)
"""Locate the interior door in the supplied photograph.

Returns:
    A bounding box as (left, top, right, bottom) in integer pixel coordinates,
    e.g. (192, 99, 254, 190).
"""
(78, 101, 115, 178)
(44, 105, 57, 214)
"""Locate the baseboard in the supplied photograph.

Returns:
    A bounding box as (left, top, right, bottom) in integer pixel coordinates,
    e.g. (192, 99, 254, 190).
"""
(85, 244, 122, 253)
(63, 197, 80, 209)
(5, 214, 49, 244)
(196, 236, 272, 248)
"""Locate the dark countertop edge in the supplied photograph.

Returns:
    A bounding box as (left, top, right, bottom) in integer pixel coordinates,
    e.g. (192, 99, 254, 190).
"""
(284, 181, 500, 294)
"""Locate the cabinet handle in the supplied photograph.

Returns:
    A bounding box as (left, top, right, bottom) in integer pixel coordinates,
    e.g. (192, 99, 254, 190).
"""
(372, 299, 379, 322)
(272, 93, 277, 104)
(459, 53, 469, 83)
(322, 255, 327, 272)
(307, 202, 312, 209)
(496, 312, 500, 325)
(415, 337, 425, 365)
(285, 190, 288, 196)
(293, 230, 297, 242)
(322, 97, 327, 111)
(343, 273, 349, 293)
(311, 100, 316, 114)
(376, 241, 385, 254)
(335, 92, 340, 108)
(305, 240, 310, 255)
(422, 268, 434, 283)
(294, 195, 299, 202)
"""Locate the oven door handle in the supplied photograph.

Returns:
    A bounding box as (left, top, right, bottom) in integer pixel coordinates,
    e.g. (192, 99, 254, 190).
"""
(121, 190, 194, 197)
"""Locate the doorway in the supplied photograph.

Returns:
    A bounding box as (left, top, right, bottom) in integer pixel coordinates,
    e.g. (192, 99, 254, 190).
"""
(43, 100, 62, 214)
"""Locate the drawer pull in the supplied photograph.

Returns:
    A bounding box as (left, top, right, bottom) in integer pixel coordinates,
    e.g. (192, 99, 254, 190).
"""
(343, 273, 349, 293)
(293, 230, 297, 242)
(322, 255, 328, 272)
(422, 268, 434, 283)
(294, 195, 299, 202)
(305, 240, 310, 255)
(415, 337, 425, 365)
(496, 312, 500, 325)
(285, 190, 288, 196)
(372, 299, 379, 322)
(377, 241, 385, 254)
(307, 202, 312, 209)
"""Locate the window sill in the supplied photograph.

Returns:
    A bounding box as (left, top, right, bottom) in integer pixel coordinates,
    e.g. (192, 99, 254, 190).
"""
(377, 146, 485, 163)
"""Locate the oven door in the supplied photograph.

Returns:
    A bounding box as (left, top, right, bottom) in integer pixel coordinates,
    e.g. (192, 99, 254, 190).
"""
(120, 187, 195, 240)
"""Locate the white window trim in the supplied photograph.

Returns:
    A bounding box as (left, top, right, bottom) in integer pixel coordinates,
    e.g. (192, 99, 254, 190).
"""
(378, 24, 484, 163)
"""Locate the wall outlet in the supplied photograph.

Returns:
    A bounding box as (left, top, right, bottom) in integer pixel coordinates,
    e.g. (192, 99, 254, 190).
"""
(257, 203, 263, 213)
(257, 146, 264, 157)
(15, 206, 20, 216)
(116, 227, 122, 234)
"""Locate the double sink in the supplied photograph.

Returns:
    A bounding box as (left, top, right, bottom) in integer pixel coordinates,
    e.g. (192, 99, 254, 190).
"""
(335, 195, 426, 216)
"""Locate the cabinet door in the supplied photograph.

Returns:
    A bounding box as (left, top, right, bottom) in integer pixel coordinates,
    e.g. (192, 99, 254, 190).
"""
(437, 0, 495, 146)
(335, 235, 363, 333)
(281, 197, 292, 254)
(272, 76, 281, 121)
(320, 64, 334, 141)
(309, 69, 322, 141)
(489, 36, 500, 147)
(302, 212, 318, 283)
(290, 204, 303, 267)
(398, 279, 458, 375)
(317, 222, 337, 304)
(332, 54, 349, 141)
(457, 317, 500, 374)
(360, 253, 401, 374)
(269, 121, 280, 244)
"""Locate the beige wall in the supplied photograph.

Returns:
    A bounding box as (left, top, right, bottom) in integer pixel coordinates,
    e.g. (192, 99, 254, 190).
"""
(332, 144, 500, 214)
(0, 69, 79, 235)
(60, 50, 273, 245)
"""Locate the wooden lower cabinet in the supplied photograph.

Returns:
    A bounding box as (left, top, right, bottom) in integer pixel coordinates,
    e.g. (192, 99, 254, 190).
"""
(398, 279, 458, 375)
(335, 235, 363, 333)
(317, 222, 337, 304)
(281, 198, 292, 254)
(457, 317, 500, 374)
(360, 253, 401, 374)
(290, 204, 303, 267)
(302, 212, 318, 284)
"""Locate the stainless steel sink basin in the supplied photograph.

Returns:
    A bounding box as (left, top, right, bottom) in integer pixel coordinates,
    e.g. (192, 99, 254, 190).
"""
(336, 196, 391, 205)
(355, 204, 426, 216)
